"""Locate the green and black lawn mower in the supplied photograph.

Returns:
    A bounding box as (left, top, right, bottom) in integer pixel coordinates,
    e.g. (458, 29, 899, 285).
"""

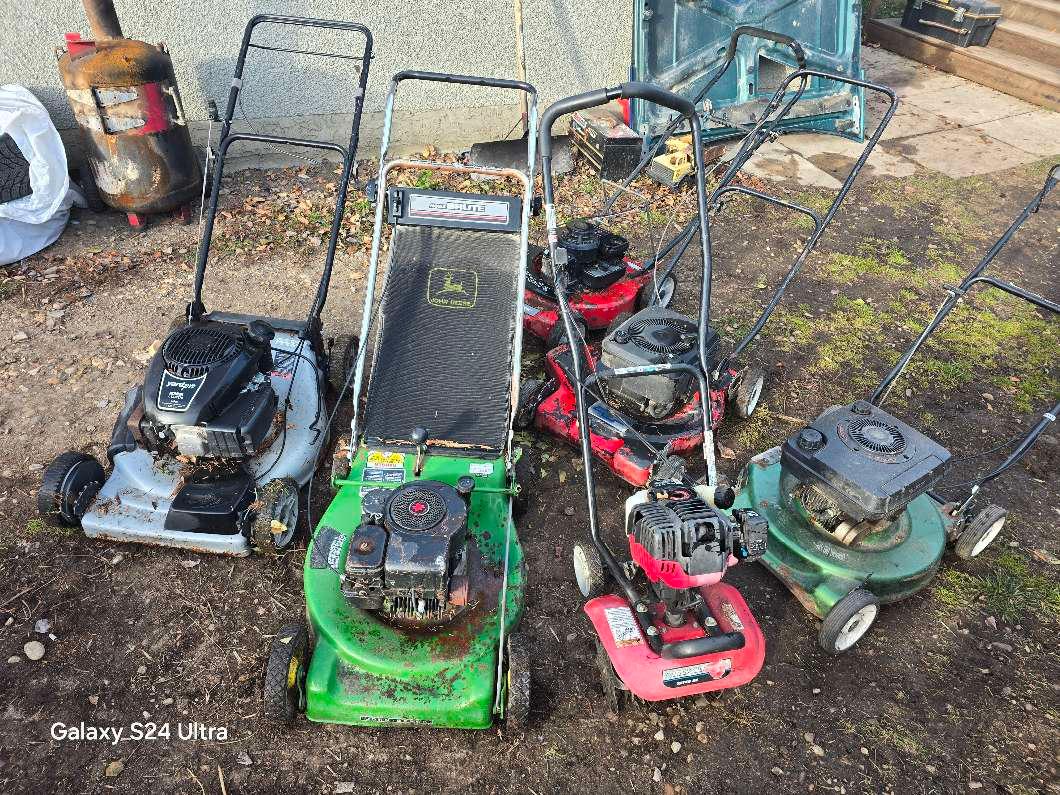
(732, 164, 1059, 653)
(264, 71, 538, 729)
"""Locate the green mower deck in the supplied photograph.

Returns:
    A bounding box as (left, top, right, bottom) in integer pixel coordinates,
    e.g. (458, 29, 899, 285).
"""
(303, 447, 524, 728)
(733, 448, 953, 619)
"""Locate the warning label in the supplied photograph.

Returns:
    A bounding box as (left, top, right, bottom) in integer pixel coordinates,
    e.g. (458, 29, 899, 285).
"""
(662, 658, 732, 688)
(603, 606, 643, 648)
(367, 451, 404, 469)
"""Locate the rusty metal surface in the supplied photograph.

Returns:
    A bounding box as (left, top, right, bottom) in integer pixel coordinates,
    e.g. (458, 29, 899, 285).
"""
(58, 40, 171, 89)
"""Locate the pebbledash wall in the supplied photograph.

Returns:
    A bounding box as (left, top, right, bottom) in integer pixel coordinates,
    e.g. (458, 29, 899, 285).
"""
(3, 0, 631, 163)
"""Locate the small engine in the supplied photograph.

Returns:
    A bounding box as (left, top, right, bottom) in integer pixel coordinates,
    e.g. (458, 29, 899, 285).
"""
(601, 307, 720, 420)
(137, 320, 278, 458)
(557, 220, 629, 291)
(342, 480, 472, 625)
(780, 401, 952, 542)
(627, 486, 767, 625)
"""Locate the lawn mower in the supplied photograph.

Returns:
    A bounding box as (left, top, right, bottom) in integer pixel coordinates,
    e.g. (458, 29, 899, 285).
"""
(732, 164, 1060, 654)
(264, 71, 537, 729)
(36, 16, 373, 555)
(539, 81, 769, 706)
(518, 40, 899, 487)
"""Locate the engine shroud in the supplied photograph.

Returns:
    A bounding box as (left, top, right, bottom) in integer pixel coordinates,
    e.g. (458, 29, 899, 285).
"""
(557, 220, 629, 291)
(342, 480, 469, 625)
(780, 401, 952, 524)
(601, 307, 720, 420)
(141, 321, 276, 458)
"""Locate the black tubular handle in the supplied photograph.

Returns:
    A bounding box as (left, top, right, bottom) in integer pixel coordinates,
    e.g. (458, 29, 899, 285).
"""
(540, 82, 695, 157)
(661, 632, 746, 659)
(725, 26, 807, 68)
(392, 69, 536, 95)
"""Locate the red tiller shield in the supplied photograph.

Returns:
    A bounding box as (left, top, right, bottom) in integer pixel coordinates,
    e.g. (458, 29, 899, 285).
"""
(584, 583, 765, 701)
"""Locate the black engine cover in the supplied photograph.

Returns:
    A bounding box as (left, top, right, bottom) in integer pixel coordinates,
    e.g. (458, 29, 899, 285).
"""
(557, 221, 629, 291)
(142, 321, 277, 458)
(601, 307, 720, 419)
(781, 401, 952, 522)
(382, 481, 467, 597)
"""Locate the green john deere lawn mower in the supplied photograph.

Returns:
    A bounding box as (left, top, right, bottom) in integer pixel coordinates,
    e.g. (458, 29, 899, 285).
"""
(263, 71, 538, 728)
(732, 164, 1059, 654)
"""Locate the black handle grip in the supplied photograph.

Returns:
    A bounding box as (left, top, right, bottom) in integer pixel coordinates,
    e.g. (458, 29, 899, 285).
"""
(660, 631, 745, 659)
(393, 70, 536, 96)
(725, 26, 807, 68)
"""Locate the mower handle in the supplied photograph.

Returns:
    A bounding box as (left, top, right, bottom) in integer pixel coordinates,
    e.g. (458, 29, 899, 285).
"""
(724, 26, 807, 69)
(661, 631, 745, 660)
(392, 70, 536, 96)
(539, 82, 695, 158)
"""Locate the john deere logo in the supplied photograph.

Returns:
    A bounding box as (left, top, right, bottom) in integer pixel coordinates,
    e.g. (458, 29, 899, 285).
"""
(427, 267, 478, 309)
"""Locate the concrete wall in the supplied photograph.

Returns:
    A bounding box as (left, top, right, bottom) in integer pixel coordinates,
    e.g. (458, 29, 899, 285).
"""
(2, 0, 631, 159)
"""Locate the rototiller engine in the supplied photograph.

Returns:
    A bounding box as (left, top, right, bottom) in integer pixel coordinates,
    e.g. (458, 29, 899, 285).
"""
(733, 164, 1060, 653)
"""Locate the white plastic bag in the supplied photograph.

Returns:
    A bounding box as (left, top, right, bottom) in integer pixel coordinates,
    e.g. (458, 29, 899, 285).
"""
(0, 85, 75, 265)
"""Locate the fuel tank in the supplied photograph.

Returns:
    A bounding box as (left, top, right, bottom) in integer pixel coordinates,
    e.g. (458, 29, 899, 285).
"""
(57, 0, 201, 216)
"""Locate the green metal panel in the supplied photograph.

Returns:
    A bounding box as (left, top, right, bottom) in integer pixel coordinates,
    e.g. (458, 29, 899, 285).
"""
(303, 446, 524, 728)
(732, 449, 951, 619)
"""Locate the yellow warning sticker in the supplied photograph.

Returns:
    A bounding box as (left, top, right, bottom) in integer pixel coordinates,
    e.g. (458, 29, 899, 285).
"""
(367, 451, 404, 469)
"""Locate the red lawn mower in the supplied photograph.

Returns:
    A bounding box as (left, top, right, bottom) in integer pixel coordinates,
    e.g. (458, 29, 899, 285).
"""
(517, 30, 898, 488)
(537, 81, 768, 705)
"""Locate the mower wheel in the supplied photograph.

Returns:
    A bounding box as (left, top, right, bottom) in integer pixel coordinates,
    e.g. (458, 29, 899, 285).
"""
(594, 636, 628, 713)
(734, 369, 765, 419)
(263, 620, 310, 725)
(819, 588, 879, 654)
(637, 273, 676, 310)
(548, 315, 586, 349)
(252, 478, 301, 552)
(515, 378, 550, 431)
(606, 311, 632, 338)
(512, 448, 534, 517)
(572, 543, 609, 599)
(505, 633, 531, 729)
(955, 504, 1007, 560)
(329, 335, 360, 394)
(37, 452, 105, 527)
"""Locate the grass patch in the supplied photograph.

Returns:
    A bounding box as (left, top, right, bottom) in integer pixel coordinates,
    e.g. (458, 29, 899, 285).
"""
(933, 551, 1060, 623)
(842, 708, 926, 757)
(23, 518, 48, 535)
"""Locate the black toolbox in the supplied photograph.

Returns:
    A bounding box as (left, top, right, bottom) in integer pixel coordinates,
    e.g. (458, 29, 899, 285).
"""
(569, 106, 643, 181)
(901, 0, 1002, 47)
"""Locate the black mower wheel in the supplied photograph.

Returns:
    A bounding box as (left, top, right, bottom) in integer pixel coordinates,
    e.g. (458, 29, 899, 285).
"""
(37, 452, 105, 527)
(548, 315, 587, 349)
(734, 368, 765, 419)
(572, 542, 609, 599)
(73, 165, 106, 212)
(955, 504, 1007, 560)
(252, 477, 301, 553)
(515, 378, 550, 431)
(263, 620, 310, 725)
(819, 588, 879, 654)
(594, 636, 628, 713)
(637, 273, 676, 310)
(329, 335, 360, 394)
(505, 632, 531, 729)
(512, 448, 534, 518)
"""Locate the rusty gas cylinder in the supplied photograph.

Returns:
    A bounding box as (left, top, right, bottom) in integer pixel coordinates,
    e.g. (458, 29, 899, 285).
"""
(56, 0, 201, 218)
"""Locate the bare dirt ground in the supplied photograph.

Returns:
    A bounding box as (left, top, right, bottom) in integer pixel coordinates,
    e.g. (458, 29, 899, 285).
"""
(0, 154, 1056, 795)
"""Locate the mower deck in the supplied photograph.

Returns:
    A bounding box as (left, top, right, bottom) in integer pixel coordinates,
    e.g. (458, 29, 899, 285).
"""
(80, 329, 323, 556)
(734, 447, 952, 618)
(303, 448, 524, 727)
(585, 583, 764, 700)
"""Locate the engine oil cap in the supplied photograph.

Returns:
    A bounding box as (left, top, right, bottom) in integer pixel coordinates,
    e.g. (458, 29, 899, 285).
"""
(796, 428, 825, 452)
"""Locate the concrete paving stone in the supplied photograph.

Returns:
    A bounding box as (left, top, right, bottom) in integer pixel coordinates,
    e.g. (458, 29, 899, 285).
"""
(865, 92, 957, 140)
(884, 127, 1040, 177)
(972, 110, 1060, 156)
(901, 82, 1041, 126)
(740, 139, 843, 189)
(779, 133, 919, 179)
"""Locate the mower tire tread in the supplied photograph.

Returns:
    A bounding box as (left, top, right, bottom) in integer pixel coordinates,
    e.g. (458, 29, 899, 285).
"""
(512, 447, 533, 517)
(37, 451, 105, 527)
(734, 368, 765, 419)
(329, 335, 360, 394)
(819, 588, 879, 655)
(594, 636, 627, 713)
(572, 542, 609, 599)
(0, 133, 32, 205)
(252, 477, 301, 553)
(505, 633, 531, 729)
(636, 273, 676, 310)
(263, 620, 310, 725)
(954, 504, 1007, 560)
(514, 379, 546, 431)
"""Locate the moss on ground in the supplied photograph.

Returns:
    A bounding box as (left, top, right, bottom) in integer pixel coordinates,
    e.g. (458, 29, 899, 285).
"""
(933, 551, 1060, 623)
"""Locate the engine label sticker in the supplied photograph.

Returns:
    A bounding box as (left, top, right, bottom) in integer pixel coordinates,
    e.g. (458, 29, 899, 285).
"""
(603, 606, 643, 647)
(662, 658, 732, 688)
(427, 268, 478, 309)
(366, 451, 404, 469)
(469, 462, 493, 477)
(719, 601, 744, 631)
(363, 468, 405, 484)
(409, 193, 511, 226)
(157, 371, 206, 412)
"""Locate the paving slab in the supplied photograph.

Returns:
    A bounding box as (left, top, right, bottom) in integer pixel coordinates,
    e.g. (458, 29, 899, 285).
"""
(900, 82, 1042, 126)
(778, 133, 918, 179)
(865, 91, 958, 140)
(884, 127, 1041, 177)
(738, 139, 843, 189)
(971, 110, 1060, 156)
